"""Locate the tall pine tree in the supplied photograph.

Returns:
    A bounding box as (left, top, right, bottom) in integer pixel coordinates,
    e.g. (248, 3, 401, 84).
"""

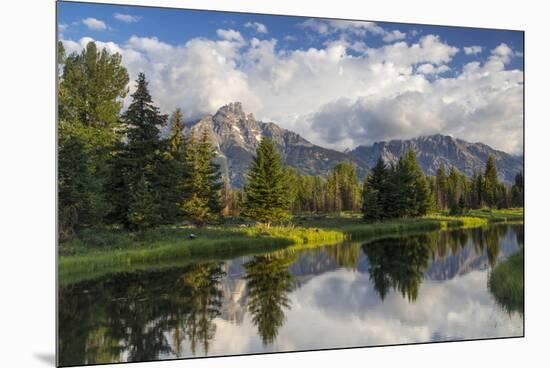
(511, 171, 524, 207)
(483, 155, 499, 208)
(157, 108, 189, 223)
(109, 72, 167, 229)
(180, 130, 222, 225)
(435, 163, 447, 210)
(242, 137, 291, 226)
(392, 150, 433, 217)
(362, 157, 388, 221)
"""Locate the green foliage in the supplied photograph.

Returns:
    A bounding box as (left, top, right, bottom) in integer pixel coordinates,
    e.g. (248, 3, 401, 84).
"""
(58, 41, 129, 236)
(180, 130, 223, 225)
(58, 121, 110, 238)
(109, 72, 167, 229)
(326, 162, 362, 212)
(434, 163, 448, 209)
(362, 188, 382, 221)
(489, 249, 524, 314)
(158, 108, 188, 223)
(127, 175, 161, 231)
(288, 173, 327, 213)
(180, 193, 211, 226)
(59, 208, 527, 283)
(59, 41, 129, 132)
(362, 157, 388, 221)
(511, 171, 524, 207)
(242, 137, 292, 225)
(483, 155, 500, 208)
(362, 150, 434, 220)
(430, 155, 515, 214)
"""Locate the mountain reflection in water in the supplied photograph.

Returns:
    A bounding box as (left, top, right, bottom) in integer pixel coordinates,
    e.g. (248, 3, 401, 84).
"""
(58, 224, 524, 366)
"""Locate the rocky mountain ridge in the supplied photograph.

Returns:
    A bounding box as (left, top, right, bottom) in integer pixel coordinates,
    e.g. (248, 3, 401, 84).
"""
(185, 102, 523, 187)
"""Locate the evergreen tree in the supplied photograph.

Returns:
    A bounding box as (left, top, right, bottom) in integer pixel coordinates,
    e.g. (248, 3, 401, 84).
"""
(326, 171, 342, 213)
(158, 108, 188, 223)
(60, 41, 129, 131)
(127, 175, 161, 231)
(242, 137, 291, 226)
(362, 157, 388, 221)
(483, 155, 499, 208)
(58, 41, 129, 235)
(362, 186, 382, 221)
(511, 171, 524, 207)
(221, 175, 232, 217)
(392, 150, 433, 217)
(109, 72, 167, 228)
(197, 130, 223, 216)
(180, 130, 222, 225)
(58, 127, 105, 239)
(435, 163, 447, 210)
(471, 170, 485, 209)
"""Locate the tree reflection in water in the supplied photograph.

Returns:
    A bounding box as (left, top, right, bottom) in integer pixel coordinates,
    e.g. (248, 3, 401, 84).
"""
(244, 253, 295, 345)
(58, 262, 224, 365)
(362, 234, 436, 302)
(326, 242, 360, 271)
(59, 224, 522, 365)
(363, 225, 519, 303)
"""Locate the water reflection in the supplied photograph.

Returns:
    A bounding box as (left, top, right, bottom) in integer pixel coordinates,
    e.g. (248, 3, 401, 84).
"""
(58, 224, 524, 366)
(244, 254, 295, 345)
(59, 263, 225, 365)
(362, 234, 435, 302)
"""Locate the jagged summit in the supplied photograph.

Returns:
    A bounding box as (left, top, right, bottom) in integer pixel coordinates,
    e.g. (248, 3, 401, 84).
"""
(189, 102, 357, 187)
(213, 102, 253, 122)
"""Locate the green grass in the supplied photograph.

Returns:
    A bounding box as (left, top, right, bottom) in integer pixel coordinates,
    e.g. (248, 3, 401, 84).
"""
(461, 208, 524, 222)
(59, 225, 344, 283)
(59, 207, 523, 284)
(489, 249, 524, 314)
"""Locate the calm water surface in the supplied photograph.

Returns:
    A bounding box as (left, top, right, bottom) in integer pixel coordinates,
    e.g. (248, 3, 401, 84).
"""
(59, 224, 524, 366)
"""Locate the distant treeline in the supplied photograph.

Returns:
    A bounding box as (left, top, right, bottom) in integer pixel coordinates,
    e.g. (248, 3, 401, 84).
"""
(58, 41, 524, 238)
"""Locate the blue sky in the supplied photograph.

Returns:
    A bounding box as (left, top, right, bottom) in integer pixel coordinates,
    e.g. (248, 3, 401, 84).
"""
(58, 1, 524, 154)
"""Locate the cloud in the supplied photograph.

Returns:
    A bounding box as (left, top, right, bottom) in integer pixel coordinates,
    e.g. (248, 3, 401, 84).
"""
(60, 31, 523, 154)
(383, 30, 406, 42)
(114, 13, 141, 23)
(490, 42, 519, 64)
(308, 51, 523, 153)
(300, 19, 407, 45)
(300, 19, 385, 36)
(464, 45, 482, 55)
(82, 17, 107, 31)
(299, 19, 331, 34)
(200, 268, 522, 356)
(244, 22, 268, 34)
(62, 34, 257, 121)
(416, 63, 450, 75)
(216, 28, 245, 43)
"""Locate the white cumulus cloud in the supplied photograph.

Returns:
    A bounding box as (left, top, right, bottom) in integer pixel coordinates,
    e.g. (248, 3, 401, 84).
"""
(60, 31, 523, 154)
(216, 28, 245, 43)
(114, 13, 141, 23)
(244, 22, 268, 34)
(464, 45, 483, 55)
(82, 17, 107, 31)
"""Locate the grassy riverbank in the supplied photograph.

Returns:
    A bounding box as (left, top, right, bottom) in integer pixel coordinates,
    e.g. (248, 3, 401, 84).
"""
(59, 208, 523, 283)
(489, 249, 524, 314)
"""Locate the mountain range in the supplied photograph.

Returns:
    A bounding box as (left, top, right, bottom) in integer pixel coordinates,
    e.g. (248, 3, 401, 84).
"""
(186, 102, 523, 187)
